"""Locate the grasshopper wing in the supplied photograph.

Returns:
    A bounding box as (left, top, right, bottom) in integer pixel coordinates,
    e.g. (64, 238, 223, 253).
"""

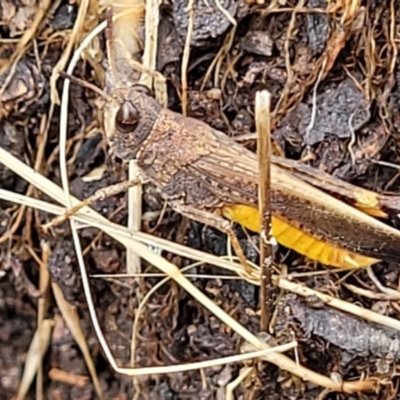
(187, 126, 400, 267)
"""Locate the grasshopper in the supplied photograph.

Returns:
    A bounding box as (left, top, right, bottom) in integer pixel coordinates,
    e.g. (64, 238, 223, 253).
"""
(102, 80, 400, 269)
(57, 5, 394, 271)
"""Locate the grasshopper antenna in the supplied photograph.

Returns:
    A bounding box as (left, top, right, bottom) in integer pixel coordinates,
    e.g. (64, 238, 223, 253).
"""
(58, 71, 112, 101)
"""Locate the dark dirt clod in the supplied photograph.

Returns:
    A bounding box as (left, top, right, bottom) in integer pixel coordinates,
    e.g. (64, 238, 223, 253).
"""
(277, 294, 400, 363)
(157, 15, 184, 71)
(187, 90, 227, 131)
(73, 133, 104, 176)
(173, 0, 238, 47)
(0, 58, 47, 120)
(0, 275, 36, 396)
(305, 0, 330, 56)
(47, 239, 83, 304)
(231, 108, 253, 136)
(239, 30, 274, 57)
(50, 3, 77, 31)
(0, 121, 27, 193)
(0, 208, 10, 236)
(275, 78, 371, 147)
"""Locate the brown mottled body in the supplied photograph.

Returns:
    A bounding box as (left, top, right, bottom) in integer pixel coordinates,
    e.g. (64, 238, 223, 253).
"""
(104, 87, 400, 264)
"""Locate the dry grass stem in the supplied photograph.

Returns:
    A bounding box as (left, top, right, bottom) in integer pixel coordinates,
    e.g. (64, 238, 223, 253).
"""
(255, 90, 274, 330)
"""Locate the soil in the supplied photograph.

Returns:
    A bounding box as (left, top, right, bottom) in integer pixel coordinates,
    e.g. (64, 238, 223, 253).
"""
(1, 0, 400, 399)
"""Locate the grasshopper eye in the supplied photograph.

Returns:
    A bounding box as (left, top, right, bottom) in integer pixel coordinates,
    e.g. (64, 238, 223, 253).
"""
(133, 84, 153, 97)
(116, 101, 139, 133)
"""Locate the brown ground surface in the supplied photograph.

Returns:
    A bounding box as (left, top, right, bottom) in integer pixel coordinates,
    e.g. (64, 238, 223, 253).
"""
(1, 0, 400, 399)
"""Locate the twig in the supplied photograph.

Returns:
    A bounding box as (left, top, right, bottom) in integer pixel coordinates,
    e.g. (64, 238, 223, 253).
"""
(255, 90, 274, 331)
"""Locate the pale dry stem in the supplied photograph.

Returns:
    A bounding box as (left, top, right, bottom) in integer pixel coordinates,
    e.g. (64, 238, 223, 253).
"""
(15, 320, 53, 400)
(255, 90, 274, 330)
(181, 0, 195, 115)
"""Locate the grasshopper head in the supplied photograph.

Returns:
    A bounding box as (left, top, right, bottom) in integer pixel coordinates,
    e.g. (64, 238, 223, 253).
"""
(104, 84, 161, 160)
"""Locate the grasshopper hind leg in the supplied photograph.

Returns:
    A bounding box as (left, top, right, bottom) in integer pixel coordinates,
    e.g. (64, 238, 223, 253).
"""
(171, 202, 257, 279)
